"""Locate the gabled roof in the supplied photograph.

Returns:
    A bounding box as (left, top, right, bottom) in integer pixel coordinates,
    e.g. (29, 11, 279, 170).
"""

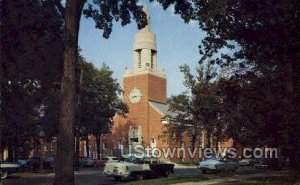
(148, 100, 177, 117)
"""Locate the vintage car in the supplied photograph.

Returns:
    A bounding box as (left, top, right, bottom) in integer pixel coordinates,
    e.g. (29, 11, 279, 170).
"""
(103, 157, 174, 181)
(239, 158, 256, 166)
(198, 157, 239, 173)
(254, 157, 288, 170)
(0, 160, 21, 179)
(94, 156, 119, 168)
(78, 157, 95, 167)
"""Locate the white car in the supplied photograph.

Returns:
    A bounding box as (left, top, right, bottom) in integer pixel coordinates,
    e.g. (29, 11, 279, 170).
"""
(103, 157, 174, 181)
(103, 157, 151, 181)
(95, 156, 119, 168)
(0, 161, 21, 179)
(198, 158, 238, 173)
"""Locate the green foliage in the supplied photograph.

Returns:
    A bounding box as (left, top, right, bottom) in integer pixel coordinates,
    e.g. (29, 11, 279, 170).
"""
(155, 0, 300, 168)
(83, 0, 147, 38)
(76, 58, 128, 137)
(167, 63, 222, 149)
(0, 0, 63, 150)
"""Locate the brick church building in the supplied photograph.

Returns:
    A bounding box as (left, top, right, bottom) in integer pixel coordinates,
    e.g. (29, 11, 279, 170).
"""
(79, 7, 233, 161)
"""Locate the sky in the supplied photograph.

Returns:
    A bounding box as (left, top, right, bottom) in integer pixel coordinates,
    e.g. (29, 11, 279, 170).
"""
(78, 1, 206, 97)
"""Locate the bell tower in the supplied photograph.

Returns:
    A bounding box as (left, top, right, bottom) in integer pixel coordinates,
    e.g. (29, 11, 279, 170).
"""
(124, 6, 166, 104)
(121, 6, 167, 147)
(133, 7, 158, 72)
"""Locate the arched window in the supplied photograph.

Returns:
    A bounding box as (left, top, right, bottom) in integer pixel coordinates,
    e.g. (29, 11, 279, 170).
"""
(138, 50, 142, 68)
(151, 50, 155, 69)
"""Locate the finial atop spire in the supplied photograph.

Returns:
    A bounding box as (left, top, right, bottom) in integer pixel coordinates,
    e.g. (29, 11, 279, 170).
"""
(142, 5, 148, 15)
(142, 5, 151, 32)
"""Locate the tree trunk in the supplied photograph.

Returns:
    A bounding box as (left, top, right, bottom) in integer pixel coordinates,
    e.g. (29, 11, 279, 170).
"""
(286, 61, 299, 169)
(207, 130, 211, 149)
(85, 137, 89, 158)
(96, 135, 101, 160)
(190, 134, 196, 160)
(0, 0, 4, 162)
(54, 0, 85, 184)
(0, 128, 2, 160)
(7, 143, 13, 161)
(75, 136, 80, 169)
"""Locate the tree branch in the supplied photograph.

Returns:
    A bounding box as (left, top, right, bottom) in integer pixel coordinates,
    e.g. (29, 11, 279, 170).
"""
(53, 0, 65, 18)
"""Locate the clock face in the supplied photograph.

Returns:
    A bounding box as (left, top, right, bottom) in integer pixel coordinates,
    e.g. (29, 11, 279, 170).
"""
(129, 88, 142, 103)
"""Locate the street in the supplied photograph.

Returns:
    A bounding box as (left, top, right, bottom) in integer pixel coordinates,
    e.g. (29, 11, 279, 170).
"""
(2, 167, 200, 185)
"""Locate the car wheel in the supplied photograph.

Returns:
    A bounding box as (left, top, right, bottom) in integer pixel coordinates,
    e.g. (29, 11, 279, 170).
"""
(0, 170, 8, 179)
(164, 170, 171, 177)
(135, 174, 144, 180)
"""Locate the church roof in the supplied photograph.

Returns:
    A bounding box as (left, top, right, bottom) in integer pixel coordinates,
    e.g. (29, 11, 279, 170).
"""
(148, 100, 177, 118)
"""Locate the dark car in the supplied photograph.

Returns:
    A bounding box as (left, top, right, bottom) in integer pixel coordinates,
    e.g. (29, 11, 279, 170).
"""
(28, 157, 54, 170)
(18, 157, 29, 169)
(44, 156, 55, 169)
(254, 158, 283, 170)
(78, 157, 95, 167)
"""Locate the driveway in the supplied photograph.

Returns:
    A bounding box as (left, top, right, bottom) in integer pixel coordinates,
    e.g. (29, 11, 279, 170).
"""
(1, 166, 198, 185)
(3, 169, 119, 185)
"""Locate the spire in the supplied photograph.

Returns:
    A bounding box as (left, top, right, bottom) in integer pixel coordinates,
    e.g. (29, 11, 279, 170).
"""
(142, 5, 151, 32)
(124, 5, 165, 78)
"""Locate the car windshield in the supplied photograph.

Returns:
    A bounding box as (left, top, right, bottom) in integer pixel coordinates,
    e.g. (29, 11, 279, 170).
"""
(124, 156, 144, 164)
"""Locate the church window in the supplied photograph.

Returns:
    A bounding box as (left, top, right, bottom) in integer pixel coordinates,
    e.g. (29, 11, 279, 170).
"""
(138, 50, 142, 68)
(103, 142, 106, 149)
(151, 51, 153, 69)
(151, 138, 155, 143)
(180, 140, 184, 148)
(130, 138, 138, 142)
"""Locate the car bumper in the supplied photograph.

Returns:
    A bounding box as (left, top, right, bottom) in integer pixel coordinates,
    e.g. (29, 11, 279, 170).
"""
(103, 171, 129, 178)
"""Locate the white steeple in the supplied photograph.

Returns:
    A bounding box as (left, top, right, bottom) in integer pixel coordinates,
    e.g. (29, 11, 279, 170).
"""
(125, 5, 165, 78)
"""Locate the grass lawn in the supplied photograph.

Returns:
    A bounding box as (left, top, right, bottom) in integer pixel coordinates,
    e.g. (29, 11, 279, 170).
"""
(124, 173, 242, 185)
(214, 176, 299, 185)
(124, 175, 210, 185)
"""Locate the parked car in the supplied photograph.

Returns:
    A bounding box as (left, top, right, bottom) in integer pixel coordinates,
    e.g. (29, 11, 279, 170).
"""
(94, 156, 118, 168)
(44, 156, 55, 169)
(28, 157, 53, 170)
(18, 157, 29, 169)
(239, 158, 256, 166)
(198, 158, 239, 174)
(78, 157, 95, 167)
(254, 157, 286, 170)
(103, 156, 174, 181)
(278, 156, 290, 168)
(0, 160, 20, 179)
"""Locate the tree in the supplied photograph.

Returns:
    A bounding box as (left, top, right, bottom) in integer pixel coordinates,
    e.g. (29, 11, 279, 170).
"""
(77, 59, 128, 160)
(52, 1, 147, 184)
(0, 0, 63, 160)
(167, 63, 222, 153)
(154, 0, 300, 169)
